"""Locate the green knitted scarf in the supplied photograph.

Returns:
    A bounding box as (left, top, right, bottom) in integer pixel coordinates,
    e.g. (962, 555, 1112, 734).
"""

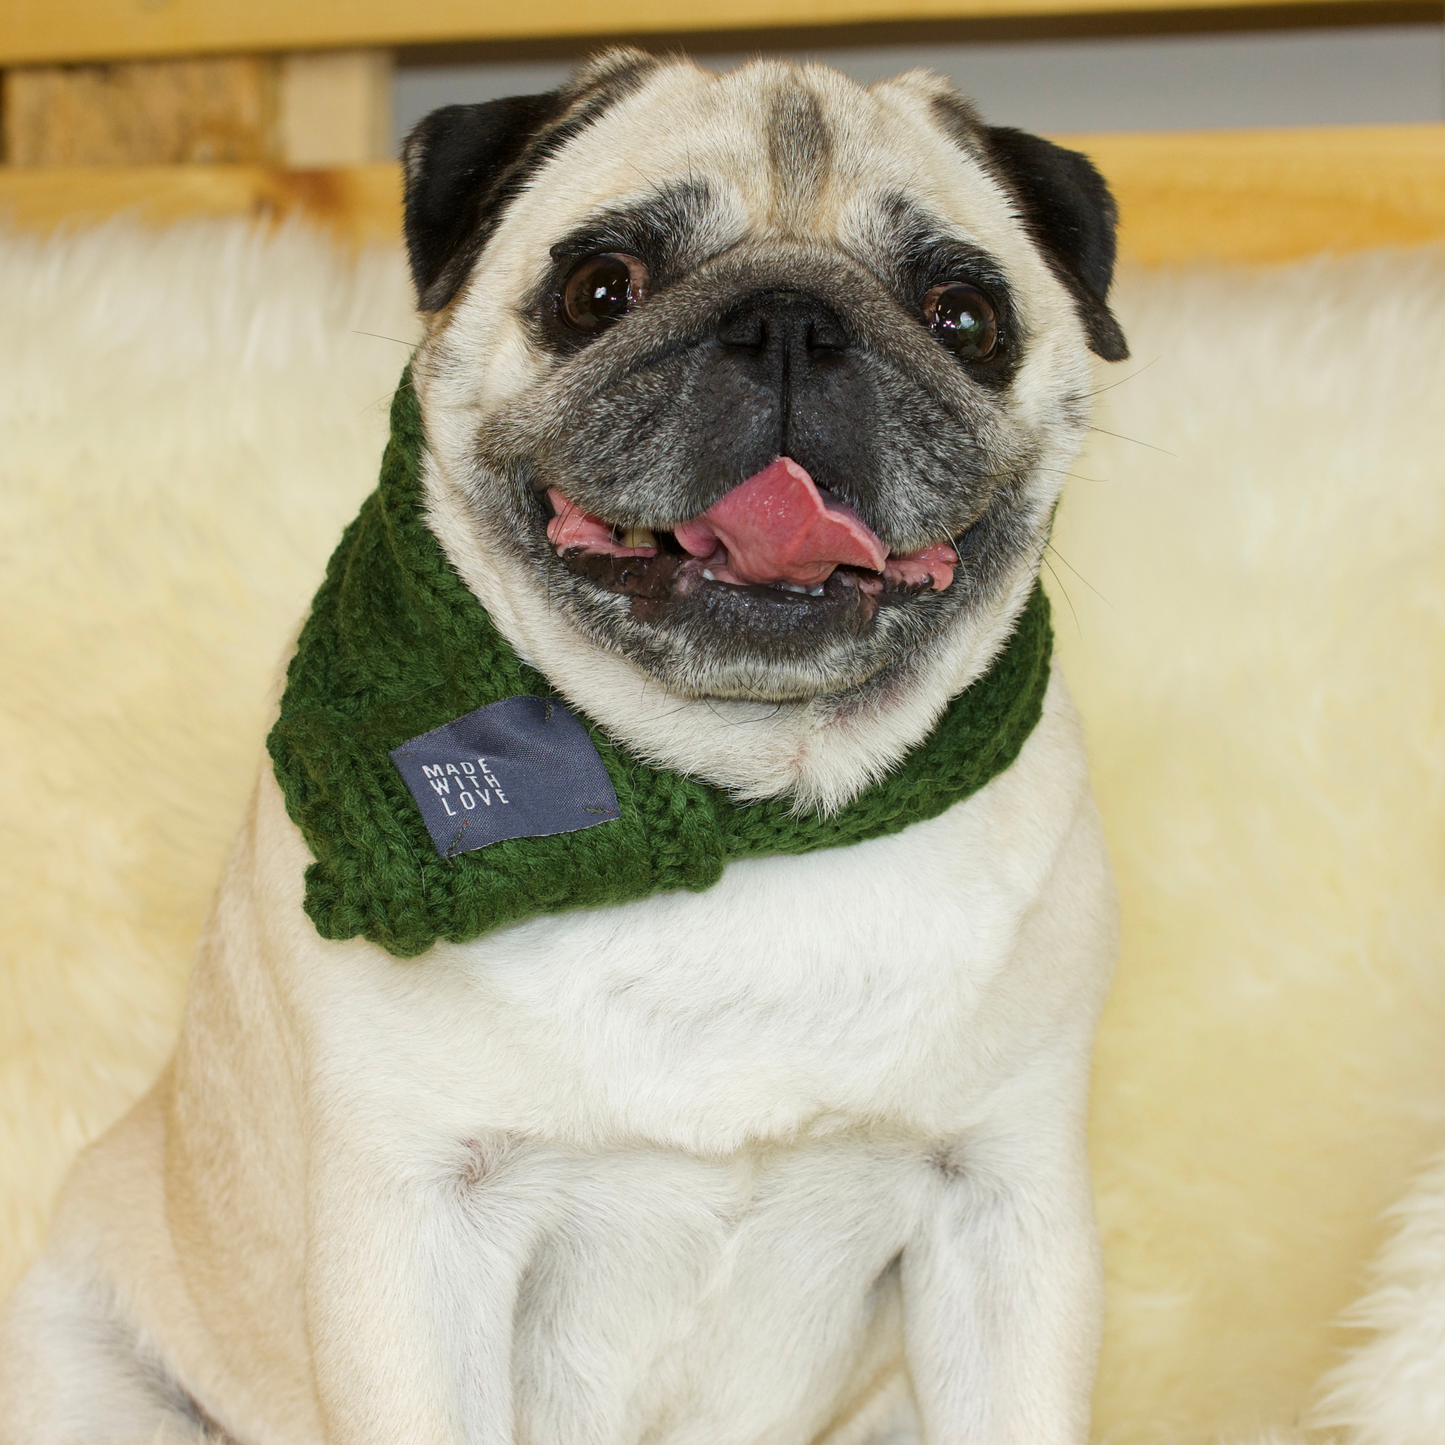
(267, 373, 1054, 959)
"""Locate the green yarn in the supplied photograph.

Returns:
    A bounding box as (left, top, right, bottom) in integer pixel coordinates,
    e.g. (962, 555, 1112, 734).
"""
(266, 371, 1054, 959)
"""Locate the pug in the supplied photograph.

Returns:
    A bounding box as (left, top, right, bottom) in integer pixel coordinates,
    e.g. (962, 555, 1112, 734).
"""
(0, 49, 1124, 1445)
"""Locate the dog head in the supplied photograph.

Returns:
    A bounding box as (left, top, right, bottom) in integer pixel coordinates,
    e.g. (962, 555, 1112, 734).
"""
(404, 51, 1124, 799)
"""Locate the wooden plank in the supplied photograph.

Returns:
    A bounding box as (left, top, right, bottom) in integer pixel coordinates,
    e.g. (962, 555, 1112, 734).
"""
(0, 162, 404, 242)
(2, 58, 279, 166)
(1, 52, 395, 168)
(1077, 124, 1445, 264)
(0, 0, 1416, 66)
(2, 126, 1443, 265)
(278, 50, 394, 167)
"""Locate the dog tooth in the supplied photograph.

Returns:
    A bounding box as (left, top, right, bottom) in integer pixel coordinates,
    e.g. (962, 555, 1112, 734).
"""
(703, 569, 716, 581)
(808, 585, 824, 596)
(622, 526, 656, 549)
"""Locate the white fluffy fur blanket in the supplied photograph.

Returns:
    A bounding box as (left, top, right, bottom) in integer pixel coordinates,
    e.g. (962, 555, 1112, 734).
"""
(2, 219, 1443, 1444)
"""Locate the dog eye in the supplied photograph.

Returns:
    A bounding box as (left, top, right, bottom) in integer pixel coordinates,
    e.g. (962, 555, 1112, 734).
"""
(922, 283, 998, 361)
(561, 253, 650, 333)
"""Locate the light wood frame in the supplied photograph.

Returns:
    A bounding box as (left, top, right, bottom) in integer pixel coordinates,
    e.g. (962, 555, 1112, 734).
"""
(2, 0, 1428, 64)
(2, 1, 1442, 263)
(4, 125, 1444, 265)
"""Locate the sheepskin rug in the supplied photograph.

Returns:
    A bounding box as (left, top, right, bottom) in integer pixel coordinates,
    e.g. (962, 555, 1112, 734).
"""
(2, 218, 1443, 1444)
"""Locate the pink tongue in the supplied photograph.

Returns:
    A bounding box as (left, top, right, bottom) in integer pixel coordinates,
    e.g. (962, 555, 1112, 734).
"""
(674, 458, 887, 587)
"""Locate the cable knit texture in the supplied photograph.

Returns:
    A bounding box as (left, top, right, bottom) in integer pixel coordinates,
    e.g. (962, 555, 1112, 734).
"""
(267, 371, 1053, 958)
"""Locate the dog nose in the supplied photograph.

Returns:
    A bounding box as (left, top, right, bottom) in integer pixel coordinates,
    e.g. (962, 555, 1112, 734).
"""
(716, 292, 851, 360)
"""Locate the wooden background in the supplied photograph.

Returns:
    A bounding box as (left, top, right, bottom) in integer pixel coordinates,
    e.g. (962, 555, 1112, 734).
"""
(5, 0, 1433, 64)
(2, 0, 1443, 265)
(5, 124, 1444, 265)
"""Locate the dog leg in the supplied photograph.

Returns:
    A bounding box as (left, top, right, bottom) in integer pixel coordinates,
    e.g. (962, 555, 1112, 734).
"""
(0, 1260, 217, 1445)
(898, 778, 1115, 1445)
(817, 1369, 923, 1445)
(303, 1135, 540, 1445)
(900, 1092, 1102, 1445)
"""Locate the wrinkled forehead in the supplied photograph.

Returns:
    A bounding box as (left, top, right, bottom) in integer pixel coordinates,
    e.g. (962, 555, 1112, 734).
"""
(485, 59, 1039, 281)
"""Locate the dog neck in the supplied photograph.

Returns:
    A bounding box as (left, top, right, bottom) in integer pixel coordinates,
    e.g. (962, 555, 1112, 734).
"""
(422, 450, 1041, 815)
(265, 378, 1055, 956)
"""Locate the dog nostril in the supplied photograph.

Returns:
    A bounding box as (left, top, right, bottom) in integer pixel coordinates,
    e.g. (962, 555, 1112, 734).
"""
(806, 317, 849, 355)
(716, 299, 849, 356)
(718, 313, 767, 352)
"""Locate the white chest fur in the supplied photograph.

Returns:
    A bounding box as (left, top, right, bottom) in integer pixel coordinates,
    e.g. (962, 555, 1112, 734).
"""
(280, 666, 1107, 1161)
(213, 667, 1110, 1445)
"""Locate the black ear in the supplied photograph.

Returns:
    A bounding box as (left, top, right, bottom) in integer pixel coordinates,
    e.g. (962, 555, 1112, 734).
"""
(401, 94, 565, 312)
(983, 127, 1128, 362)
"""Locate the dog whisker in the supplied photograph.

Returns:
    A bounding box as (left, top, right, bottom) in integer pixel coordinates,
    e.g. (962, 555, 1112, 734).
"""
(1079, 354, 1161, 399)
(1040, 554, 1082, 638)
(1043, 541, 1112, 609)
(351, 329, 418, 348)
(1086, 424, 1175, 456)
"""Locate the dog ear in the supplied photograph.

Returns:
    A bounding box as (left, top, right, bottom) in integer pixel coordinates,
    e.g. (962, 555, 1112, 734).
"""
(401, 94, 565, 313)
(982, 127, 1129, 363)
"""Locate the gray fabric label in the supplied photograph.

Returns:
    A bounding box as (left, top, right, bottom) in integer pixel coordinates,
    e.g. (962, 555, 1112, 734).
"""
(389, 695, 620, 860)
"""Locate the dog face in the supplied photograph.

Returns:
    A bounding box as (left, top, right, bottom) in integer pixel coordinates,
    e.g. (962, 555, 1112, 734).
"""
(405, 51, 1124, 706)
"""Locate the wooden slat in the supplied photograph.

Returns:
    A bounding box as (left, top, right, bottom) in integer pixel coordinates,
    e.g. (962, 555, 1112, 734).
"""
(0, 0, 1415, 66)
(0, 53, 395, 169)
(3, 126, 1443, 265)
(1080, 124, 1445, 264)
(0, 162, 404, 242)
(278, 50, 394, 167)
(2, 58, 280, 167)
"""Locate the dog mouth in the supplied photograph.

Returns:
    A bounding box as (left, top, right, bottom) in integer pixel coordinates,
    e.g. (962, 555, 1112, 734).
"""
(545, 457, 958, 620)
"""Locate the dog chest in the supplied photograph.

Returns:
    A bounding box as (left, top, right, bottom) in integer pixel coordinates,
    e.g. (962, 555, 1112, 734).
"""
(456, 1133, 930, 1445)
(293, 709, 1097, 1157)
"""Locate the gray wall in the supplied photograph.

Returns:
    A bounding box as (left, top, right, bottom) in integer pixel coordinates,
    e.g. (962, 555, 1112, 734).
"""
(395, 24, 1443, 147)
